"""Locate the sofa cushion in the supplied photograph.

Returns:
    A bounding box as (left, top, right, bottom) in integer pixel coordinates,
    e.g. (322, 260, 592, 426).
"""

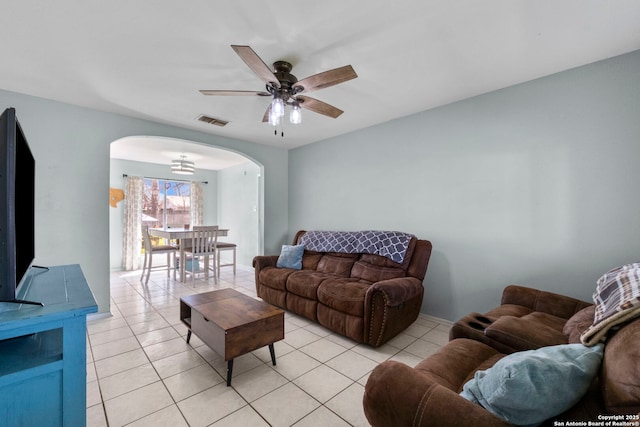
(286, 271, 332, 300)
(316, 254, 359, 277)
(258, 285, 286, 309)
(485, 304, 535, 319)
(351, 260, 405, 283)
(360, 253, 403, 268)
(483, 312, 568, 351)
(460, 343, 604, 427)
(276, 244, 305, 269)
(258, 267, 295, 291)
(317, 278, 370, 317)
(301, 251, 323, 270)
(415, 339, 505, 392)
(500, 285, 592, 320)
(563, 305, 596, 344)
(286, 293, 318, 322)
(317, 304, 365, 343)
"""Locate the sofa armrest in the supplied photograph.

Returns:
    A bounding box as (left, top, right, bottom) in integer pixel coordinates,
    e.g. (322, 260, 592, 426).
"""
(501, 285, 591, 319)
(252, 255, 279, 271)
(367, 277, 424, 307)
(364, 277, 425, 346)
(364, 361, 512, 427)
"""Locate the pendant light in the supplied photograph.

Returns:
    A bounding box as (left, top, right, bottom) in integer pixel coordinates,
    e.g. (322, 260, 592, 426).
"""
(171, 155, 195, 175)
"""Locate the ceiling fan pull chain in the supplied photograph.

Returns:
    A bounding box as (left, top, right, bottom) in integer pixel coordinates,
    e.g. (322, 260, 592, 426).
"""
(272, 126, 285, 138)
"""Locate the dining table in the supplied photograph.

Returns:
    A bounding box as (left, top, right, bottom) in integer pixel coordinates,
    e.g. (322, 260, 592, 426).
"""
(148, 227, 229, 282)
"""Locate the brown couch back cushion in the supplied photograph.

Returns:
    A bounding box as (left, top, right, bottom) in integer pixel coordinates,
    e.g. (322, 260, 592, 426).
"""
(563, 305, 596, 344)
(301, 251, 323, 270)
(316, 253, 359, 277)
(360, 253, 404, 268)
(484, 313, 569, 352)
(501, 285, 592, 319)
(350, 260, 405, 283)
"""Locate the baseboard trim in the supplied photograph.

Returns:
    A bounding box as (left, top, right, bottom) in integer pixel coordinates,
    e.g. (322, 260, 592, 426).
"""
(87, 312, 113, 322)
(419, 312, 453, 326)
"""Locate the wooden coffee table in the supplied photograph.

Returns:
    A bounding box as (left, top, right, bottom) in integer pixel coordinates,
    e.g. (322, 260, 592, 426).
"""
(179, 288, 284, 386)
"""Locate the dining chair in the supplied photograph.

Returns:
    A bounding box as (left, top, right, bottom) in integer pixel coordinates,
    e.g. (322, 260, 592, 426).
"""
(141, 225, 177, 284)
(172, 238, 192, 282)
(215, 242, 237, 278)
(183, 225, 219, 283)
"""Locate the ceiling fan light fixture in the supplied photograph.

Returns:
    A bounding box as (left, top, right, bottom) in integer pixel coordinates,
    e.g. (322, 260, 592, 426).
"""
(271, 97, 285, 117)
(290, 102, 302, 124)
(171, 155, 195, 175)
(268, 96, 287, 126)
(200, 45, 358, 129)
(268, 104, 281, 126)
(268, 113, 281, 127)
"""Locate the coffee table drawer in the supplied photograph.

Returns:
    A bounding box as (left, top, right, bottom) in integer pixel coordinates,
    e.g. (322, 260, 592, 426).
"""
(191, 309, 225, 355)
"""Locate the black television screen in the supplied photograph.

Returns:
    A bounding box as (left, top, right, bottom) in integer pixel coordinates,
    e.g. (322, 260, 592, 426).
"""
(0, 107, 36, 304)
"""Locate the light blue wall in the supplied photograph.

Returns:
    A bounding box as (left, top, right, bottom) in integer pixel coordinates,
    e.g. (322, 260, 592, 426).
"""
(0, 89, 289, 314)
(109, 158, 219, 271)
(217, 162, 261, 267)
(289, 50, 640, 321)
(4, 49, 639, 322)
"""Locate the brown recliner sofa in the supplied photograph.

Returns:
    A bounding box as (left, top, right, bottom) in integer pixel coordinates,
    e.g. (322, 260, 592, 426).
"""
(448, 285, 593, 354)
(363, 285, 640, 426)
(253, 230, 432, 347)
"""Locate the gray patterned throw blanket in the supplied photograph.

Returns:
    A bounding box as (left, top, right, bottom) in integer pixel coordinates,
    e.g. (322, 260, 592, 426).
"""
(299, 230, 415, 264)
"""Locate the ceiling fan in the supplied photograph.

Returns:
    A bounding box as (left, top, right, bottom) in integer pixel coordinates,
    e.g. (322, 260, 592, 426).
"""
(200, 45, 358, 127)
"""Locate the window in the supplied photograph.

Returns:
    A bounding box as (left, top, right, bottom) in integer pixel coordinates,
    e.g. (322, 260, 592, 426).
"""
(142, 178, 191, 229)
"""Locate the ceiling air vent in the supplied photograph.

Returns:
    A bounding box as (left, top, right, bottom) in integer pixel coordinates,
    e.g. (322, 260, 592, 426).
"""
(197, 115, 228, 127)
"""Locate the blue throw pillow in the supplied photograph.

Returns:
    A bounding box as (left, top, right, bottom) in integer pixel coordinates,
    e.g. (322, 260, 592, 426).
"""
(460, 343, 604, 427)
(276, 244, 304, 270)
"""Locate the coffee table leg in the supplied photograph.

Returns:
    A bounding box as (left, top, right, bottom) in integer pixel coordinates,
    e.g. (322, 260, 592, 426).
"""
(226, 359, 234, 386)
(186, 329, 192, 344)
(269, 343, 276, 366)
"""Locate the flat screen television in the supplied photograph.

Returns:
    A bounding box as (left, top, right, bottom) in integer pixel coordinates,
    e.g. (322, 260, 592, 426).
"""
(0, 107, 39, 306)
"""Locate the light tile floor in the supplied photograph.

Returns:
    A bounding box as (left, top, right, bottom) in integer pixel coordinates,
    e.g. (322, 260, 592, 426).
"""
(87, 266, 450, 426)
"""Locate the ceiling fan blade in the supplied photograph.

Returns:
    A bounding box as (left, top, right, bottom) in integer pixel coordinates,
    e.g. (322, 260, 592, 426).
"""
(293, 65, 357, 94)
(200, 90, 270, 96)
(296, 95, 344, 118)
(231, 45, 280, 88)
(262, 105, 270, 123)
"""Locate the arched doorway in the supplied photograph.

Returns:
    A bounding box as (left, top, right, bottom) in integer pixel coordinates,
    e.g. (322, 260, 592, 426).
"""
(108, 135, 263, 272)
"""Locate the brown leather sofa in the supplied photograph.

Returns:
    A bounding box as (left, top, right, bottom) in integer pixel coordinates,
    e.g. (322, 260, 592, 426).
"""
(252, 230, 432, 347)
(363, 285, 640, 426)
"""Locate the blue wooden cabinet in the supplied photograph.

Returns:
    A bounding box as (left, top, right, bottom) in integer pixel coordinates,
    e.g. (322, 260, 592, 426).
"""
(0, 264, 98, 427)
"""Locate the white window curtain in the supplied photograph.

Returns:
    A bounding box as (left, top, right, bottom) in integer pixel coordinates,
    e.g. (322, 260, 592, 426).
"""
(190, 181, 204, 227)
(122, 176, 144, 271)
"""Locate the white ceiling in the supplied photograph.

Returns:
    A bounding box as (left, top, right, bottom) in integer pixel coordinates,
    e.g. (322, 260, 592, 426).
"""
(2, 0, 640, 152)
(110, 136, 251, 171)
